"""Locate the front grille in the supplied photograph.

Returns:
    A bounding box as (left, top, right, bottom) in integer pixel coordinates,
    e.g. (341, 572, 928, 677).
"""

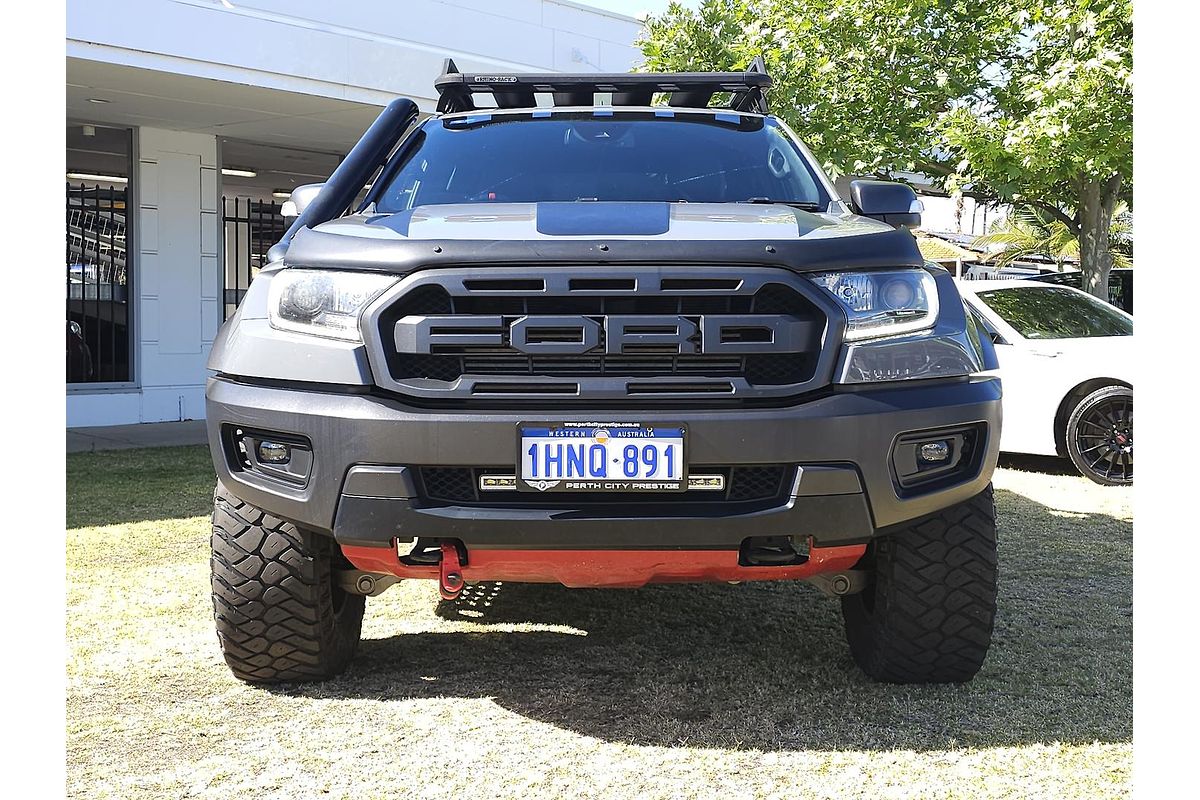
(362, 267, 834, 405)
(416, 465, 791, 505)
(383, 283, 815, 385)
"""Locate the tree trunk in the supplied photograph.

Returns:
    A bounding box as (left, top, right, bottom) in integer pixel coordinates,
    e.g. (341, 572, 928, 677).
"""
(1077, 174, 1122, 300)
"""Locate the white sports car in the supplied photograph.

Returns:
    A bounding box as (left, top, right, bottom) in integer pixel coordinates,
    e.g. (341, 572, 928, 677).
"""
(957, 280, 1133, 485)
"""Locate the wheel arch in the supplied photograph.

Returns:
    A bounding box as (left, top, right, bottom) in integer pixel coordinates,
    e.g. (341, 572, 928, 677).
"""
(1053, 377, 1132, 457)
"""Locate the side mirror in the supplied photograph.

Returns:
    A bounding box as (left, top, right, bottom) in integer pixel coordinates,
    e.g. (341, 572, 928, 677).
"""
(280, 183, 325, 219)
(848, 179, 922, 229)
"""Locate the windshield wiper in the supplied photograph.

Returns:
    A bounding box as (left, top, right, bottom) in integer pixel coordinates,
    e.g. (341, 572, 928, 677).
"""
(739, 197, 823, 211)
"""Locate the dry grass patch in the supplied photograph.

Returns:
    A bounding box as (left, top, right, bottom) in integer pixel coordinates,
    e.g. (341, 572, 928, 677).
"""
(67, 446, 1131, 799)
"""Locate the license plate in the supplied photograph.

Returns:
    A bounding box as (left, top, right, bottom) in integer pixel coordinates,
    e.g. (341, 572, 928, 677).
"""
(517, 422, 686, 492)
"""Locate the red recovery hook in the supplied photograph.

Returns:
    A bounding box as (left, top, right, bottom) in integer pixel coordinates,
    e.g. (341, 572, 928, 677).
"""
(439, 542, 465, 600)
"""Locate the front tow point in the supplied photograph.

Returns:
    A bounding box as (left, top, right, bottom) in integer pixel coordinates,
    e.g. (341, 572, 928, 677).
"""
(439, 542, 465, 600)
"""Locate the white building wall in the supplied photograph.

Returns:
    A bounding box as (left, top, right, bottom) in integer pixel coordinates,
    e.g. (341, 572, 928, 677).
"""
(66, 0, 642, 109)
(67, 128, 220, 426)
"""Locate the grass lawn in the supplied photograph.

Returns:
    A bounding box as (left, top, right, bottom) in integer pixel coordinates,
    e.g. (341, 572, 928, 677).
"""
(66, 447, 1131, 799)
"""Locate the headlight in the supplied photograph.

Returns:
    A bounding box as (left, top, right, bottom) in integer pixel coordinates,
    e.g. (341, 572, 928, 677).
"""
(267, 269, 397, 341)
(838, 333, 986, 383)
(810, 269, 939, 340)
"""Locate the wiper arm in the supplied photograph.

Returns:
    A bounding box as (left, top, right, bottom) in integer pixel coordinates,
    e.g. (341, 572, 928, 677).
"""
(739, 197, 823, 210)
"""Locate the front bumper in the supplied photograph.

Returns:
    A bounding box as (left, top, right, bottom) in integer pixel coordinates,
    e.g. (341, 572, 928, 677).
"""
(206, 375, 1001, 558)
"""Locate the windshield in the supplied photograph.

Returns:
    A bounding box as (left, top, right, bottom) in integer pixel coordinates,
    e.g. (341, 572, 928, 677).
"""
(372, 112, 829, 211)
(976, 286, 1133, 339)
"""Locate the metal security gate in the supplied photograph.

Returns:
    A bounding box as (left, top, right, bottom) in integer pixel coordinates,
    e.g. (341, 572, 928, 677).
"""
(223, 197, 286, 320)
(67, 183, 130, 383)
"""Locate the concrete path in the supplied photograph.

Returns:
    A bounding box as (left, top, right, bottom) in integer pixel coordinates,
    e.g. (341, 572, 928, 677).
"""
(67, 420, 209, 453)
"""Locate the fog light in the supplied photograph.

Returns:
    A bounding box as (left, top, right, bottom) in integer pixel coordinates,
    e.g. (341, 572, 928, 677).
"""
(918, 440, 951, 463)
(891, 425, 981, 493)
(257, 441, 291, 464)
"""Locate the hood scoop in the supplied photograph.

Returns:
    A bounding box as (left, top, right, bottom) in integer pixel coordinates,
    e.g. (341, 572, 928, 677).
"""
(534, 202, 671, 236)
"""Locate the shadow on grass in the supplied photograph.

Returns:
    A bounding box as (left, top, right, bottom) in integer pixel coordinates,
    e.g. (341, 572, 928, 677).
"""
(274, 487, 1131, 752)
(998, 452, 1078, 477)
(66, 445, 216, 528)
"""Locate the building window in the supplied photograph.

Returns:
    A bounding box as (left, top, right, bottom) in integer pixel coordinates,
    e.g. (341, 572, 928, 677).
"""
(67, 123, 133, 384)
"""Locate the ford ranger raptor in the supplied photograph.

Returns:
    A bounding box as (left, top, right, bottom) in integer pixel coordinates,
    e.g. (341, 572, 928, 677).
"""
(206, 60, 1002, 685)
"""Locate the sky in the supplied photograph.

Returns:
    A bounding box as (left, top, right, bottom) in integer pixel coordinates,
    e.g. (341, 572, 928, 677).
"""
(575, 0, 701, 21)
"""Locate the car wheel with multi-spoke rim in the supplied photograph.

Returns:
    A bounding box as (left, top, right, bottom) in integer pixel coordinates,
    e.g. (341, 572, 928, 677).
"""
(1066, 385, 1132, 485)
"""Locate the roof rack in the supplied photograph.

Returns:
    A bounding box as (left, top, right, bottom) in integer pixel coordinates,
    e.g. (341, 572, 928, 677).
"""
(434, 57, 771, 115)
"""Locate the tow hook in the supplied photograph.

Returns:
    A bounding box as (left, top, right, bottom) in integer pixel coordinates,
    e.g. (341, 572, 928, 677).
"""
(439, 542, 465, 600)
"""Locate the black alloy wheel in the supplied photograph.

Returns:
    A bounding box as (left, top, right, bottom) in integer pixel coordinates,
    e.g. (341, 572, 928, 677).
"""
(1066, 385, 1133, 486)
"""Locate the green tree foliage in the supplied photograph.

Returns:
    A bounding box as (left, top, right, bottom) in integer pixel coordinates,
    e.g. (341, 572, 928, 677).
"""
(975, 210, 1082, 270)
(640, 0, 1024, 178)
(639, 0, 1132, 300)
(941, 1, 1132, 298)
(975, 203, 1132, 271)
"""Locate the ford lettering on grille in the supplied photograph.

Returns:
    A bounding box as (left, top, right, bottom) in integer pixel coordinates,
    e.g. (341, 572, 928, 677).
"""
(394, 314, 815, 355)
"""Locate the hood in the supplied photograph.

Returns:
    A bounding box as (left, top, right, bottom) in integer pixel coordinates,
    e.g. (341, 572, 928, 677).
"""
(282, 201, 925, 274)
(311, 202, 895, 242)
